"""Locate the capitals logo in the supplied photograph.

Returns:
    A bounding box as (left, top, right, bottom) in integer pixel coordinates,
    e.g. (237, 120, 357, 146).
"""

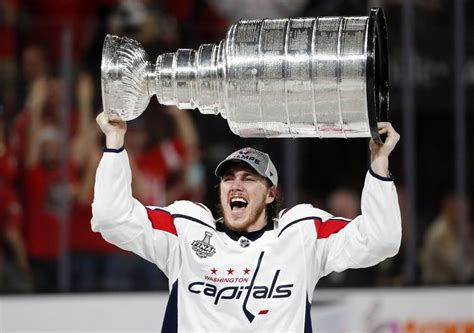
(188, 251, 294, 322)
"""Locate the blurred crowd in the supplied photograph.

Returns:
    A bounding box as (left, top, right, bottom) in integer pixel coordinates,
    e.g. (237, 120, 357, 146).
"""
(0, 0, 473, 294)
(0, 0, 212, 293)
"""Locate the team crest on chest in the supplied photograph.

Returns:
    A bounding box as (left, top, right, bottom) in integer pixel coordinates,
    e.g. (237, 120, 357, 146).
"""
(192, 231, 216, 258)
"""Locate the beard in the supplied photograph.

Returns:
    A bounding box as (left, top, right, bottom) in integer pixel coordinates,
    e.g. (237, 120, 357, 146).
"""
(218, 194, 269, 232)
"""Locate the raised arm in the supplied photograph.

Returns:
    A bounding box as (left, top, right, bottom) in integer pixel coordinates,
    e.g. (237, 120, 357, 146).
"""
(314, 123, 402, 279)
(91, 112, 180, 278)
(162, 106, 205, 203)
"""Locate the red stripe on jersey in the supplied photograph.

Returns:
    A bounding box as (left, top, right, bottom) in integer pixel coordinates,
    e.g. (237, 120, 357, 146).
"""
(258, 310, 269, 315)
(314, 218, 349, 239)
(146, 208, 177, 236)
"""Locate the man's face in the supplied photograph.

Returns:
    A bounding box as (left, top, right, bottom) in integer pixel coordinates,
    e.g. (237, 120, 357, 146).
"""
(219, 163, 276, 232)
(22, 46, 46, 81)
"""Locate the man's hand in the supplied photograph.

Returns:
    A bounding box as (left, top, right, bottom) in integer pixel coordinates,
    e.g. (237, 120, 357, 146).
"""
(369, 122, 400, 177)
(96, 112, 127, 149)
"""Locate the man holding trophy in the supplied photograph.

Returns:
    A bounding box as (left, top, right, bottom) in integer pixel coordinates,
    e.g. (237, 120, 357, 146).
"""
(92, 8, 402, 332)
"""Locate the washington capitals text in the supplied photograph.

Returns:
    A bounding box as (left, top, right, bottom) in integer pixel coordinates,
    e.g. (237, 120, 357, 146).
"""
(187, 252, 294, 322)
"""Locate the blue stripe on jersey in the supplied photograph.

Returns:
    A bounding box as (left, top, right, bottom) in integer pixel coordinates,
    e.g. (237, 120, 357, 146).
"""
(305, 296, 312, 332)
(162, 281, 178, 333)
(103, 146, 125, 153)
(369, 166, 394, 181)
(242, 251, 265, 323)
(277, 216, 319, 238)
(172, 214, 215, 230)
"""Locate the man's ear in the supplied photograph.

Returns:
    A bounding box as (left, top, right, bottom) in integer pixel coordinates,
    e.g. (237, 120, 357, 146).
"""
(265, 185, 277, 204)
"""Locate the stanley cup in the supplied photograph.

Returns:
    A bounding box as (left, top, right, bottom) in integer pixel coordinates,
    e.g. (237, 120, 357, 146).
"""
(101, 8, 388, 142)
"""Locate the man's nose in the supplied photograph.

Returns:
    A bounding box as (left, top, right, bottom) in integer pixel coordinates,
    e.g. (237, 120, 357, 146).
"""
(230, 178, 244, 190)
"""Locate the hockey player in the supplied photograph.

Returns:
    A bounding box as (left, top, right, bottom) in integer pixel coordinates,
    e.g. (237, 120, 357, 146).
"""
(92, 111, 401, 332)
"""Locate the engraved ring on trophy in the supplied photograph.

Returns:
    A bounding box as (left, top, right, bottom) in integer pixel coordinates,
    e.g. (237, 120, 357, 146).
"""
(101, 8, 389, 142)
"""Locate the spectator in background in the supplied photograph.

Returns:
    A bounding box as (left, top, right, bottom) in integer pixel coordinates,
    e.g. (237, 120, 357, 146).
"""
(68, 73, 123, 292)
(327, 188, 360, 219)
(21, 44, 49, 87)
(421, 194, 474, 284)
(68, 73, 160, 292)
(0, 108, 31, 292)
(22, 76, 78, 292)
(10, 44, 50, 178)
(13, 44, 81, 179)
(129, 106, 204, 207)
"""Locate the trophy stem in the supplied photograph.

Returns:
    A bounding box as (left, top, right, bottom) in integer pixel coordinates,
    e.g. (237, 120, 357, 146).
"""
(146, 63, 157, 97)
(155, 43, 224, 116)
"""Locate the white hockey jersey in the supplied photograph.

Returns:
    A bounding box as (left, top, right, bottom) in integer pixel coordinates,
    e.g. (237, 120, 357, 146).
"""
(91, 149, 402, 332)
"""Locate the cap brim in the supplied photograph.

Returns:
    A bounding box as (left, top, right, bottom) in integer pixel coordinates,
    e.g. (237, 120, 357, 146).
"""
(215, 158, 263, 179)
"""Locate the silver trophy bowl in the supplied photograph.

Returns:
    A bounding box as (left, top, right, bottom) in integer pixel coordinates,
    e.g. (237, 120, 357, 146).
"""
(101, 8, 389, 142)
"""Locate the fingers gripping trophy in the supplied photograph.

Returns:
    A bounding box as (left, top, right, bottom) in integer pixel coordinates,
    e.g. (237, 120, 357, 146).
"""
(101, 8, 389, 142)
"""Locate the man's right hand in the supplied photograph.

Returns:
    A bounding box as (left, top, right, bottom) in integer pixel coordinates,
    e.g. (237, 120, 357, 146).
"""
(96, 112, 127, 149)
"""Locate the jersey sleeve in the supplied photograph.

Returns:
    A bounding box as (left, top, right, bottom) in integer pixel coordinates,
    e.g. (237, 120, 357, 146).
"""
(91, 148, 180, 280)
(313, 170, 402, 280)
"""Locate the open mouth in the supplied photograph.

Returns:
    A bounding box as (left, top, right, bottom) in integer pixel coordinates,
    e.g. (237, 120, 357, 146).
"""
(230, 198, 248, 212)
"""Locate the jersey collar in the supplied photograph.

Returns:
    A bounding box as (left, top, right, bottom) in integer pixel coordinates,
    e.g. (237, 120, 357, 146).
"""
(215, 218, 275, 242)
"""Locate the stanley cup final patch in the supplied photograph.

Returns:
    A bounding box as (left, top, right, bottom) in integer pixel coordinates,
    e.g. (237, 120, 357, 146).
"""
(192, 231, 216, 258)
